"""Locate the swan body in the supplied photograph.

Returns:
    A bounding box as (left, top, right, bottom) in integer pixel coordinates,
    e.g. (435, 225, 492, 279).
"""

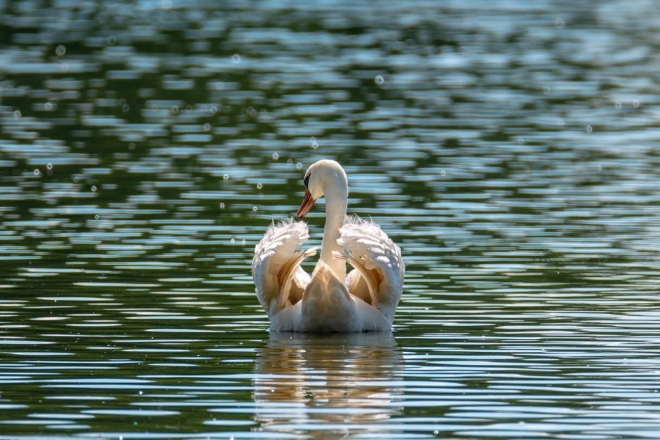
(252, 159, 404, 332)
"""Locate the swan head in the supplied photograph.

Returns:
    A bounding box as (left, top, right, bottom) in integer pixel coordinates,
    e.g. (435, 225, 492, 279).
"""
(297, 159, 347, 219)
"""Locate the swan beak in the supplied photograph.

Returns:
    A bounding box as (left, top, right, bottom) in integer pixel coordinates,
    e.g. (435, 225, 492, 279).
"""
(297, 188, 316, 219)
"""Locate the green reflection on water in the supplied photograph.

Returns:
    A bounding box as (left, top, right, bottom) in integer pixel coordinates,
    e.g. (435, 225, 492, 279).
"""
(1, 0, 660, 438)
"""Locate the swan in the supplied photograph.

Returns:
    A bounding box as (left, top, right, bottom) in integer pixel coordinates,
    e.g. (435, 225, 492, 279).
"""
(252, 159, 404, 332)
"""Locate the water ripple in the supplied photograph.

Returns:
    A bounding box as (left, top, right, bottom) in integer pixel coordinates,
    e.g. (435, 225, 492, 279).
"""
(0, 0, 659, 438)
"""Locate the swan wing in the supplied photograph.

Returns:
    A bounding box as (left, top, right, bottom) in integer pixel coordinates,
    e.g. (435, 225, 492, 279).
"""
(334, 216, 404, 320)
(252, 218, 317, 316)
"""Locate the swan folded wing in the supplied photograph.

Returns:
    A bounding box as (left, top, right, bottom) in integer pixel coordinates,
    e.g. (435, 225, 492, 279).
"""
(335, 216, 404, 310)
(252, 219, 316, 313)
(277, 248, 317, 308)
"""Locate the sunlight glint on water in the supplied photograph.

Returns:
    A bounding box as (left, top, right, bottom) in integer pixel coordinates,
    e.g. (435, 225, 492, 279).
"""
(0, 0, 660, 439)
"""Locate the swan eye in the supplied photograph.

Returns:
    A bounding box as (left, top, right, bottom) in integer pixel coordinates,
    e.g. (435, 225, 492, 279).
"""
(303, 173, 310, 188)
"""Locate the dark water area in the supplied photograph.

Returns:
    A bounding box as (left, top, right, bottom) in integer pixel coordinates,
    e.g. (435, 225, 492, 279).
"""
(1, 0, 660, 438)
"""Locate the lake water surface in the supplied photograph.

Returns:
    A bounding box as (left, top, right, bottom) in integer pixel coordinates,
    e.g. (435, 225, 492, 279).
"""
(1, 1, 660, 438)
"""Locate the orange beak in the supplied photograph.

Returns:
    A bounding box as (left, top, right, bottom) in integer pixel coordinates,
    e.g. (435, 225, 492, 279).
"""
(297, 187, 316, 219)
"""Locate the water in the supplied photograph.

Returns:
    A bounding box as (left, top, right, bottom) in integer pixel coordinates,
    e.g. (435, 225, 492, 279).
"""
(1, 0, 660, 438)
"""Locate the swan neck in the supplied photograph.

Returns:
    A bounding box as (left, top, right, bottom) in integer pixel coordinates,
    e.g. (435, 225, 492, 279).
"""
(320, 180, 347, 280)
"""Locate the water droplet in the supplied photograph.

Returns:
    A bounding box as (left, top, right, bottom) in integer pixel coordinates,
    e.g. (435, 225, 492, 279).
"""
(517, 137, 525, 144)
(91, 185, 97, 192)
(122, 104, 130, 113)
(73, 176, 79, 183)
(95, 214, 99, 220)
(440, 169, 446, 176)
(296, 162, 303, 170)
(209, 105, 218, 115)
(252, 206, 258, 212)
(242, 239, 246, 245)
(219, 202, 225, 209)
(231, 54, 241, 64)
(310, 137, 319, 150)
(139, 390, 142, 395)
(543, 86, 551, 95)
(223, 174, 229, 181)
(555, 17, 565, 27)
(374, 75, 385, 85)
(615, 101, 622, 109)
(171, 105, 178, 114)
(13, 110, 21, 119)
(585, 125, 593, 134)
(272, 152, 279, 161)
(33, 169, 40, 176)
(55, 45, 66, 56)
(230, 238, 235, 244)
(106, 35, 117, 46)
(185, 104, 192, 111)
(46, 163, 53, 170)
(44, 102, 52, 110)
(597, 165, 603, 172)
(257, 182, 263, 190)
(203, 123, 211, 131)
(632, 99, 640, 108)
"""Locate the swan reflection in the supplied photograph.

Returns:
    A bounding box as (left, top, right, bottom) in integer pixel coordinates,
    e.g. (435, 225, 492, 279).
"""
(253, 332, 404, 437)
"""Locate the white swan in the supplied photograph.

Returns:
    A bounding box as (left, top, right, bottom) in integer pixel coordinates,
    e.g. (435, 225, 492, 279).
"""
(252, 159, 404, 332)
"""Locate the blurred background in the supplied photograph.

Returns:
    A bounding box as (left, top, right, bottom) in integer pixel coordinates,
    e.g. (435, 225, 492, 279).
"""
(1, 0, 660, 438)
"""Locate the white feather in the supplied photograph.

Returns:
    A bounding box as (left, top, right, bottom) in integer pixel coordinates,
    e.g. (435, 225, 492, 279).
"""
(337, 216, 404, 318)
(252, 160, 405, 332)
(252, 219, 314, 314)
